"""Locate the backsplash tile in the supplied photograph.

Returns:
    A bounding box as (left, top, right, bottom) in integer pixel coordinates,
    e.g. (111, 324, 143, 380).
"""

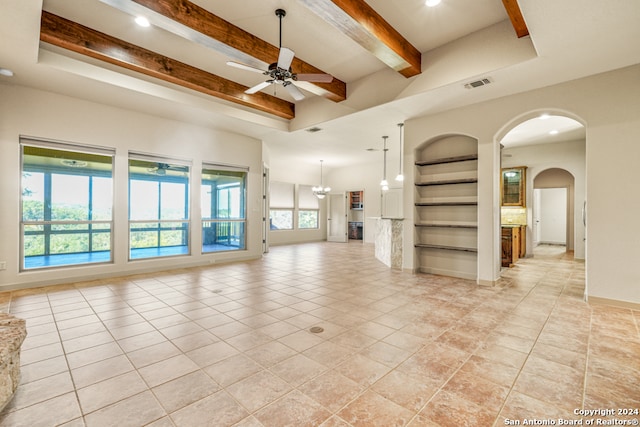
(501, 207, 527, 225)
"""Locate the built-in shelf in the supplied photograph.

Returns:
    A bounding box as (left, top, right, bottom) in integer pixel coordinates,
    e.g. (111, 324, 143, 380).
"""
(415, 178, 478, 186)
(415, 243, 478, 253)
(415, 154, 478, 166)
(415, 222, 478, 229)
(414, 135, 479, 280)
(415, 201, 477, 206)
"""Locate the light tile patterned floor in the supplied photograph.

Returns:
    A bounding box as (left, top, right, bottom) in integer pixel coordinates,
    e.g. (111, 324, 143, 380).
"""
(1, 243, 639, 427)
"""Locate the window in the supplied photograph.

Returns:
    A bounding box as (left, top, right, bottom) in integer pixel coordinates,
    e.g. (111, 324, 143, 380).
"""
(20, 138, 114, 270)
(128, 154, 190, 260)
(298, 185, 319, 229)
(269, 181, 294, 230)
(201, 165, 247, 252)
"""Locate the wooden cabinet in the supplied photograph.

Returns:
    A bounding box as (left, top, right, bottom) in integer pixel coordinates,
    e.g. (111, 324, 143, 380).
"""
(349, 191, 363, 209)
(501, 166, 527, 207)
(501, 225, 526, 267)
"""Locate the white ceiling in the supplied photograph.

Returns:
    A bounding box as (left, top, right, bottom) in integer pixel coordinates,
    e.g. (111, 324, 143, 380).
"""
(1, 0, 639, 170)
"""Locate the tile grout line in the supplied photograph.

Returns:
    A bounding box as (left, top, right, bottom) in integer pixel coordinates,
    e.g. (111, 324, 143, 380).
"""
(489, 267, 571, 427)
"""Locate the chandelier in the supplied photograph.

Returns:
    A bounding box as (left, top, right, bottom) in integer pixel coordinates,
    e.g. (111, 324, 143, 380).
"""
(312, 160, 331, 199)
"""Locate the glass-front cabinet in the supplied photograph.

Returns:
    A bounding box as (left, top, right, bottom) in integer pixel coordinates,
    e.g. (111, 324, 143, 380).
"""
(501, 166, 527, 207)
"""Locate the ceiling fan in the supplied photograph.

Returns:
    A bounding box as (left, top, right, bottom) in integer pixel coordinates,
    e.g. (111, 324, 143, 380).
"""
(147, 163, 188, 175)
(226, 9, 333, 101)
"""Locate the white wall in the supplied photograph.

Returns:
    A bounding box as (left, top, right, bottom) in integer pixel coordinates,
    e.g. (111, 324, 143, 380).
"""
(327, 161, 400, 243)
(265, 150, 327, 246)
(0, 85, 264, 290)
(503, 139, 586, 258)
(404, 64, 640, 305)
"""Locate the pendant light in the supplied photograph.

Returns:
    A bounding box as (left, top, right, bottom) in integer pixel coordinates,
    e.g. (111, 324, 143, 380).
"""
(312, 160, 331, 199)
(395, 122, 404, 182)
(380, 136, 389, 191)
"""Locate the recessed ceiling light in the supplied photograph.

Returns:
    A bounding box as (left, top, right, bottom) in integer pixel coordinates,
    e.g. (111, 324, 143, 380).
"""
(549, 130, 559, 135)
(135, 16, 150, 27)
(0, 68, 14, 77)
(426, 0, 442, 7)
(539, 113, 551, 120)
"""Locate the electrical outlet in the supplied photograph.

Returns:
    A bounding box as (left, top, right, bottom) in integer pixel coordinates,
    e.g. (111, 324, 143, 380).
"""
(0, 261, 6, 270)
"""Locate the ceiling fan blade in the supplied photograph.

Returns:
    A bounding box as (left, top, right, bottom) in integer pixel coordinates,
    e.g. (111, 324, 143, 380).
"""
(284, 82, 305, 101)
(226, 61, 266, 74)
(245, 81, 272, 94)
(277, 47, 295, 70)
(294, 73, 334, 83)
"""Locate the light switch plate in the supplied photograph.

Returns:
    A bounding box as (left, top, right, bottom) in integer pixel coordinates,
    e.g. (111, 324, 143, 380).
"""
(0, 261, 6, 270)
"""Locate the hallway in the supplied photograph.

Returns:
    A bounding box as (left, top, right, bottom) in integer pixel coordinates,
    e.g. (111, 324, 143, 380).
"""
(1, 242, 638, 426)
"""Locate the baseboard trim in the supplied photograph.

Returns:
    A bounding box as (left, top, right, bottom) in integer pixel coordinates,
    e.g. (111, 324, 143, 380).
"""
(587, 296, 640, 311)
(417, 267, 476, 281)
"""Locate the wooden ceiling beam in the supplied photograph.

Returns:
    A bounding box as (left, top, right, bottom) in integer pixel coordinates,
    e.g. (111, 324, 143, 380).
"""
(100, 0, 347, 102)
(40, 11, 295, 120)
(299, 0, 422, 78)
(502, 0, 529, 38)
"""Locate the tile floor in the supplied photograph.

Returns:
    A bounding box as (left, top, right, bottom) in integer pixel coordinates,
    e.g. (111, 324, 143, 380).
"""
(1, 242, 639, 427)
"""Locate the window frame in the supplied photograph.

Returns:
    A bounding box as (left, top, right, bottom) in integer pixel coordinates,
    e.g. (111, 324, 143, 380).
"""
(201, 163, 248, 253)
(128, 152, 192, 261)
(269, 181, 295, 231)
(297, 184, 320, 229)
(19, 137, 115, 271)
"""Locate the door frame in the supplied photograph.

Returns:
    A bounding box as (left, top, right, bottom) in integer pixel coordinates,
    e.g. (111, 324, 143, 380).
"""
(327, 192, 348, 242)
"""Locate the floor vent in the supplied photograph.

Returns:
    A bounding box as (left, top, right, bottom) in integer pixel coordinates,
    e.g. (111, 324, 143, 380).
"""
(464, 78, 492, 89)
(306, 127, 322, 133)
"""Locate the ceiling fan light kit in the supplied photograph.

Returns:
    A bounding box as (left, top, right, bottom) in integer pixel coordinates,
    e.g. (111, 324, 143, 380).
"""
(227, 9, 333, 101)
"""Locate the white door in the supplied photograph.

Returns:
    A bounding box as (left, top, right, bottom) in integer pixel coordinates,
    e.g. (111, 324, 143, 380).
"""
(539, 188, 567, 245)
(262, 164, 269, 253)
(533, 189, 541, 245)
(327, 192, 348, 242)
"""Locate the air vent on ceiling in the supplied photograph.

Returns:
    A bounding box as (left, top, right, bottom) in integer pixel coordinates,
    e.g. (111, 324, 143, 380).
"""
(306, 127, 322, 133)
(464, 78, 492, 89)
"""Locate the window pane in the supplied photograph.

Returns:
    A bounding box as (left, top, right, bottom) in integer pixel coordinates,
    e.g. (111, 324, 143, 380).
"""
(91, 230, 111, 252)
(202, 167, 246, 252)
(129, 180, 159, 220)
(92, 177, 113, 220)
(201, 186, 212, 219)
(21, 142, 114, 270)
(130, 223, 159, 249)
(270, 210, 293, 230)
(128, 158, 190, 221)
(23, 224, 44, 256)
(22, 172, 45, 221)
(298, 210, 319, 229)
(202, 169, 246, 220)
(129, 221, 189, 259)
(161, 182, 187, 220)
(202, 221, 245, 252)
(51, 175, 89, 220)
(50, 232, 89, 254)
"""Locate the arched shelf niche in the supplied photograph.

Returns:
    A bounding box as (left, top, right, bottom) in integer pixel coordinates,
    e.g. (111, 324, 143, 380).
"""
(414, 134, 479, 281)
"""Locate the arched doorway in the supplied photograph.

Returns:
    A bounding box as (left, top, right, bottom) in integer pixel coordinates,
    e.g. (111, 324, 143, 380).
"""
(497, 112, 586, 266)
(533, 168, 575, 256)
